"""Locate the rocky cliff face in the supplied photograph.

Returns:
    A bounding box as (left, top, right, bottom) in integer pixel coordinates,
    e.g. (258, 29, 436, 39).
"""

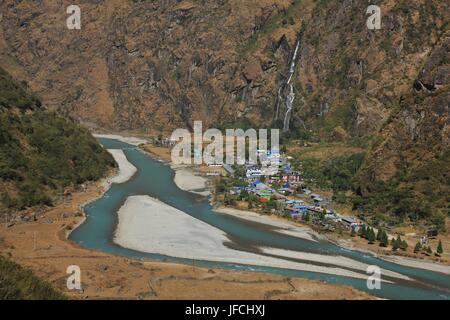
(0, 0, 306, 131)
(356, 29, 449, 220)
(1, 1, 446, 133)
(0, 0, 448, 216)
(295, 0, 448, 138)
(360, 30, 449, 185)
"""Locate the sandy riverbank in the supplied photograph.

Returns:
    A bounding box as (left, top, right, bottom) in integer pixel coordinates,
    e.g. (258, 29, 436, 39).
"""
(215, 206, 320, 242)
(380, 255, 450, 275)
(93, 133, 148, 146)
(260, 248, 409, 281)
(172, 165, 211, 196)
(102, 149, 137, 189)
(331, 236, 450, 275)
(113, 195, 407, 282)
(139, 143, 212, 197)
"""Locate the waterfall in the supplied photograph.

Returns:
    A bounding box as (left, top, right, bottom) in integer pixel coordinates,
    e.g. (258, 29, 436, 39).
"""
(274, 26, 304, 132)
(283, 83, 295, 131)
(287, 38, 301, 85)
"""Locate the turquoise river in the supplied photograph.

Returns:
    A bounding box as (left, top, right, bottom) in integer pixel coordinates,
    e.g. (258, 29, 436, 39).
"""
(69, 138, 450, 300)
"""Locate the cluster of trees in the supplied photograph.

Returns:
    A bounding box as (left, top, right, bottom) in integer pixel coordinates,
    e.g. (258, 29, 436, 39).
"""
(238, 189, 278, 211)
(354, 225, 377, 245)
(351, 151, 449, 230)
(391, 235, 408, 251)
(300, 152, 366, 192)
(414, 240, 444, 256)
(376, 228, 389, 247)
(352, 225, 408, 250)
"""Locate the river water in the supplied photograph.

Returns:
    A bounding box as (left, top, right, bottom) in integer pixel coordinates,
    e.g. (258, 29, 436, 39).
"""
(69, 138, 450, 299)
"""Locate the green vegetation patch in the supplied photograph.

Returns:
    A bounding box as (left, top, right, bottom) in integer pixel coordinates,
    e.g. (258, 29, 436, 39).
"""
(299, 152, 366, 191)
(0, 256, 66, 300)
(0, 67, 115, 210)
(0, 68, 41, 110)
(353, 150, 450, 229)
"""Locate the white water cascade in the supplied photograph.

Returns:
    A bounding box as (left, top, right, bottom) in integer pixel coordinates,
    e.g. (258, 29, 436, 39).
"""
(283, 37, 301, 132)
(274, 28, 304, 132)
(287, 37, 301, 84)
(283, 83, 295, 132)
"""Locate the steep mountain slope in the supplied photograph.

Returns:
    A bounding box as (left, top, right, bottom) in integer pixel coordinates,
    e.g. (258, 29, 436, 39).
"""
(0, 67, 115, 211)
(294, 0, 448, 138)
(0, 0, 309, 130)
(355, 30, 449, 225)
(1, 1, 446, 134)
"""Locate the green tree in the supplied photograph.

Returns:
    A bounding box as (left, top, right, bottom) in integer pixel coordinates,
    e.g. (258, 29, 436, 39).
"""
(216, 178, 227, 193)
(358, 226, 367, 239)
(224, 193, 233, 205)
(239, 188, 249, 200)
(431, 212, 446, 232)
(303, 211, 310, 222)
(366, 227, 372, 239)
(376, 228, 383, 241)
(379, 230, 389, 247)
(391, 237, 399, 251)
(400, 240, 408, 251)
(437, 240, 443, 255)
(319, 209, 326, 221)
(367, 228, 376, 244)
(264, 198, 277, 210)
(414, 241, 422, 253)
(394, 235, 407, 251)
(426, 246, 433, 255)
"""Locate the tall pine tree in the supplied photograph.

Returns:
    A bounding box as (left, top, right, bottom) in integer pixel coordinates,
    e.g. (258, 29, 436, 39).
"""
(376, 228, 383, 241)
(368, 228, 376, 244)
(379, 230, 388, 247)
(391, 237, 399, 251)
(414, 241, 422, 253)
(359, 226, 367, 239)
(437, 240, 443, 255)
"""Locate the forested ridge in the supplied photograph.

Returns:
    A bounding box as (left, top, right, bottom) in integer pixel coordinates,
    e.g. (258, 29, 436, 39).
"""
(0, 67, 115, 211)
